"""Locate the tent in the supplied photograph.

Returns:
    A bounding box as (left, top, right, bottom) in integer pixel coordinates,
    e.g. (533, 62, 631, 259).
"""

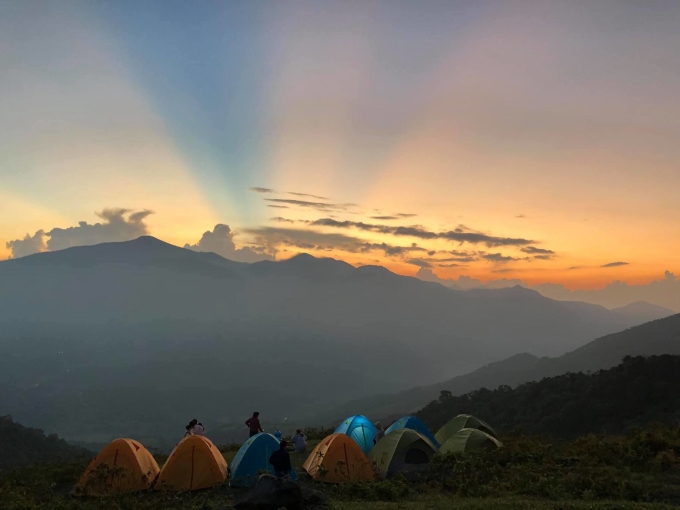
(368, 429, 437, 479)
(77, 438, 160, 495)
(385, 416, 439, 448)
(438, 428, 502, 454)
(230, 433, 297, 487)
(435, 414, 497, 444)
(302, 433, 375, 483)
(334, 415, 377, 454)
(155, 435, 227, 491)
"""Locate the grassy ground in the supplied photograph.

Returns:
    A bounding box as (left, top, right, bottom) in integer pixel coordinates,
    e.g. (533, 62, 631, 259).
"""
(330, 498, 680, 510)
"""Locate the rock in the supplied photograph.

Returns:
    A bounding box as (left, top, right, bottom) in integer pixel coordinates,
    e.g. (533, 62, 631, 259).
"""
(301, 485, 329, 508)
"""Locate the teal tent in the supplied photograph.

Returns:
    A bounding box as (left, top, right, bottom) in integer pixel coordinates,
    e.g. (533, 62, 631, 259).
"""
(230, 433, 297, 487)
(385, 416, 439, 448)
(334, 415, 376, 454)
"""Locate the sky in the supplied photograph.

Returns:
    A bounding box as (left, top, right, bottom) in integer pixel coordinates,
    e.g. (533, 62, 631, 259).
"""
(2, 0, 679, 301)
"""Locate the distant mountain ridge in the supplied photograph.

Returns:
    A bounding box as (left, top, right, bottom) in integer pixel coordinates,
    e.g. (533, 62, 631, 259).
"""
(0, 236, 652, 445)
(313, 313, 680, 425)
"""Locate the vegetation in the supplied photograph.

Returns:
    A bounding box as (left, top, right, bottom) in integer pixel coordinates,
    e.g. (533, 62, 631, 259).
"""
(416, 355, 680, 438)
(0, 415, 90, 471)
(3, 425, 680, 509)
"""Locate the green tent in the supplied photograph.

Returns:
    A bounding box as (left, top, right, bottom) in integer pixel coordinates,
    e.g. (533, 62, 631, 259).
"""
(438, 428, 502, 454)
(368, 429, 437, 479)
(434, 414, 497, 444)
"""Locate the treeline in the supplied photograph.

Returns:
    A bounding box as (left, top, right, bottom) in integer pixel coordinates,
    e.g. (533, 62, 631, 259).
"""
(0, 415, 90, 471)
(416, 355, 680, 438)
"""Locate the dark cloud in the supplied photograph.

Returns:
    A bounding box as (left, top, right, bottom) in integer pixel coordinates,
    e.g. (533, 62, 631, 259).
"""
(438, 263, 465, 267)
(516, 214, 527, 219)
(601, 261, 629, 268)
(267, 205, 289, 209)
(288, 192, 329, 200)
(371, 216, 399, 220)
(5, 230, 47, 258)
(185, 224, 273, 263)
(311, 218, 535, 247)
(265, 199, 354, 212)
(522, 246, 555, 255)
(250, 187, 275, 193)
(481, 253, 521, 263)
(407, 258, 432, 268)
(397, 213, 417, 218)
(533, 255, 553, 260)
(270, 217, 295, 223)
(568, 266, 584, 270)
(7, 208, 153, 258)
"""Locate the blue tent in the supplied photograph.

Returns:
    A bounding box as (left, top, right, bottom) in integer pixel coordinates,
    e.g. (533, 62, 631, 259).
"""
(230, 433, 297, 487)
(334, 415, 377, 454)
(385, 416, 439, 448)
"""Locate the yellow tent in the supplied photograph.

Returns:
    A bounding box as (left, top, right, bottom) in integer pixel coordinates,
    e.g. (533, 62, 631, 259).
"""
(302, 433, 375, 483)
(155, 435, 228, 491)
(77, 438, 160, 495)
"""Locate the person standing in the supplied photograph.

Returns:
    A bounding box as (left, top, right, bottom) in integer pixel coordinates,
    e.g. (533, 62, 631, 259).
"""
(245, 412, 263, 437)
(274, 429, 282, 440)
(193, 421, 205, 436)
(269, 440, 292, 478)
(373, 422, 385, 444)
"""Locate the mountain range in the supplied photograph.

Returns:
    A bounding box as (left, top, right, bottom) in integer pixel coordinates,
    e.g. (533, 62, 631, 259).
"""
(0, 236, 667, 446)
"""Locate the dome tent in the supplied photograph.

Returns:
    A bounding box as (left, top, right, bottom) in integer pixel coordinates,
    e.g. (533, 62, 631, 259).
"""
(155, 435, 227, 491)
(302, 433, 375, 483)
(230, 433, 297, 487)
(439, 428, 502, 454)
(77, 438, 160, 495)
(368, 429, 437, 479)
(334, 415, 376, 454)
(435, 414, 497, 444)
(385, 416, 439, 448)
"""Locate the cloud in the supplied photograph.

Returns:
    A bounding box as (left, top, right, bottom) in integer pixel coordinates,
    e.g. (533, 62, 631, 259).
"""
(265, 199, 354, 212)
(480, 253, 521, 263)
(407, 258, 432, 268)
(415, 268, 524, 290)
(267, 205, 289, 209)
(6, 208, 153, 258)
(288, 192, 329, 200)
(270, 217, 296, 223)
(397, 213, 417, 218)
(250, 187, 275, 193)
(311, 218, 535, 247)
(522, 246, 555, 255)
(371, 216, 399, 220)
(515, 214, 526, 219)
(601, 261, 629, 268)
(5, 230, 47, 258)
(184, 224, 273, 263)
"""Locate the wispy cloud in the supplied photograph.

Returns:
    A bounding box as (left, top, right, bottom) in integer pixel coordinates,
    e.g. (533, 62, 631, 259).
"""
(288, 192, 329, 200)
(265, 199, 355, 212)
(602, 261, 629, 267)
(250, 187, 275, 194)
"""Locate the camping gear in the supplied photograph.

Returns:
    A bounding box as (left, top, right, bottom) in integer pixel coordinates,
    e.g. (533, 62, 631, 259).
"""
(334, 415, 377, 454)
(438, 427, 502, 454)
(384, 416, 439, 448)
(155, 435, 227, 491)
(230, 433, 297, 487)
(77, 438, 160, 495)
(435, 414, 497, 444)
(302, 433, 375, 483)
(368, 429, 437, 479)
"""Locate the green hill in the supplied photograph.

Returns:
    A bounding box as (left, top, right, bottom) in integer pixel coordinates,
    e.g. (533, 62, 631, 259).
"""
(0, 415, 90, 471)
(416, 354, 680, 437)
(312, 313, 680, 426)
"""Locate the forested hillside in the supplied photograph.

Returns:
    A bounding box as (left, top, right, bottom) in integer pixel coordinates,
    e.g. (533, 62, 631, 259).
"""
(0, 416, 90, 471)
(416, 355, 680, 438)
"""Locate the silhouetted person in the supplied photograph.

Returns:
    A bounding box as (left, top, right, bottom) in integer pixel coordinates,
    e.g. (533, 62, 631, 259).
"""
(184, 424, 193, 438)
(193, 422, 205, 436)
(274, 428, 282, 440)
(246, 412, 263, 437)
(291, 429, 307, 453)
(374, 422, 385, 444)
(269, 440, 292, 478)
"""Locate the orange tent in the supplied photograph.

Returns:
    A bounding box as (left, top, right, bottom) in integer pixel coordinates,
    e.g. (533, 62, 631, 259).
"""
(77, 438, 160, 495)
(155, 435, 227, 491)
(302, 433, 375, 483)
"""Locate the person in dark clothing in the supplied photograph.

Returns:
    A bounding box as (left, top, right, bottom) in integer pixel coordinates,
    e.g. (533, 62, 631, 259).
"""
(245, 412, 263, 437)
(269, 440, 292, 478)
